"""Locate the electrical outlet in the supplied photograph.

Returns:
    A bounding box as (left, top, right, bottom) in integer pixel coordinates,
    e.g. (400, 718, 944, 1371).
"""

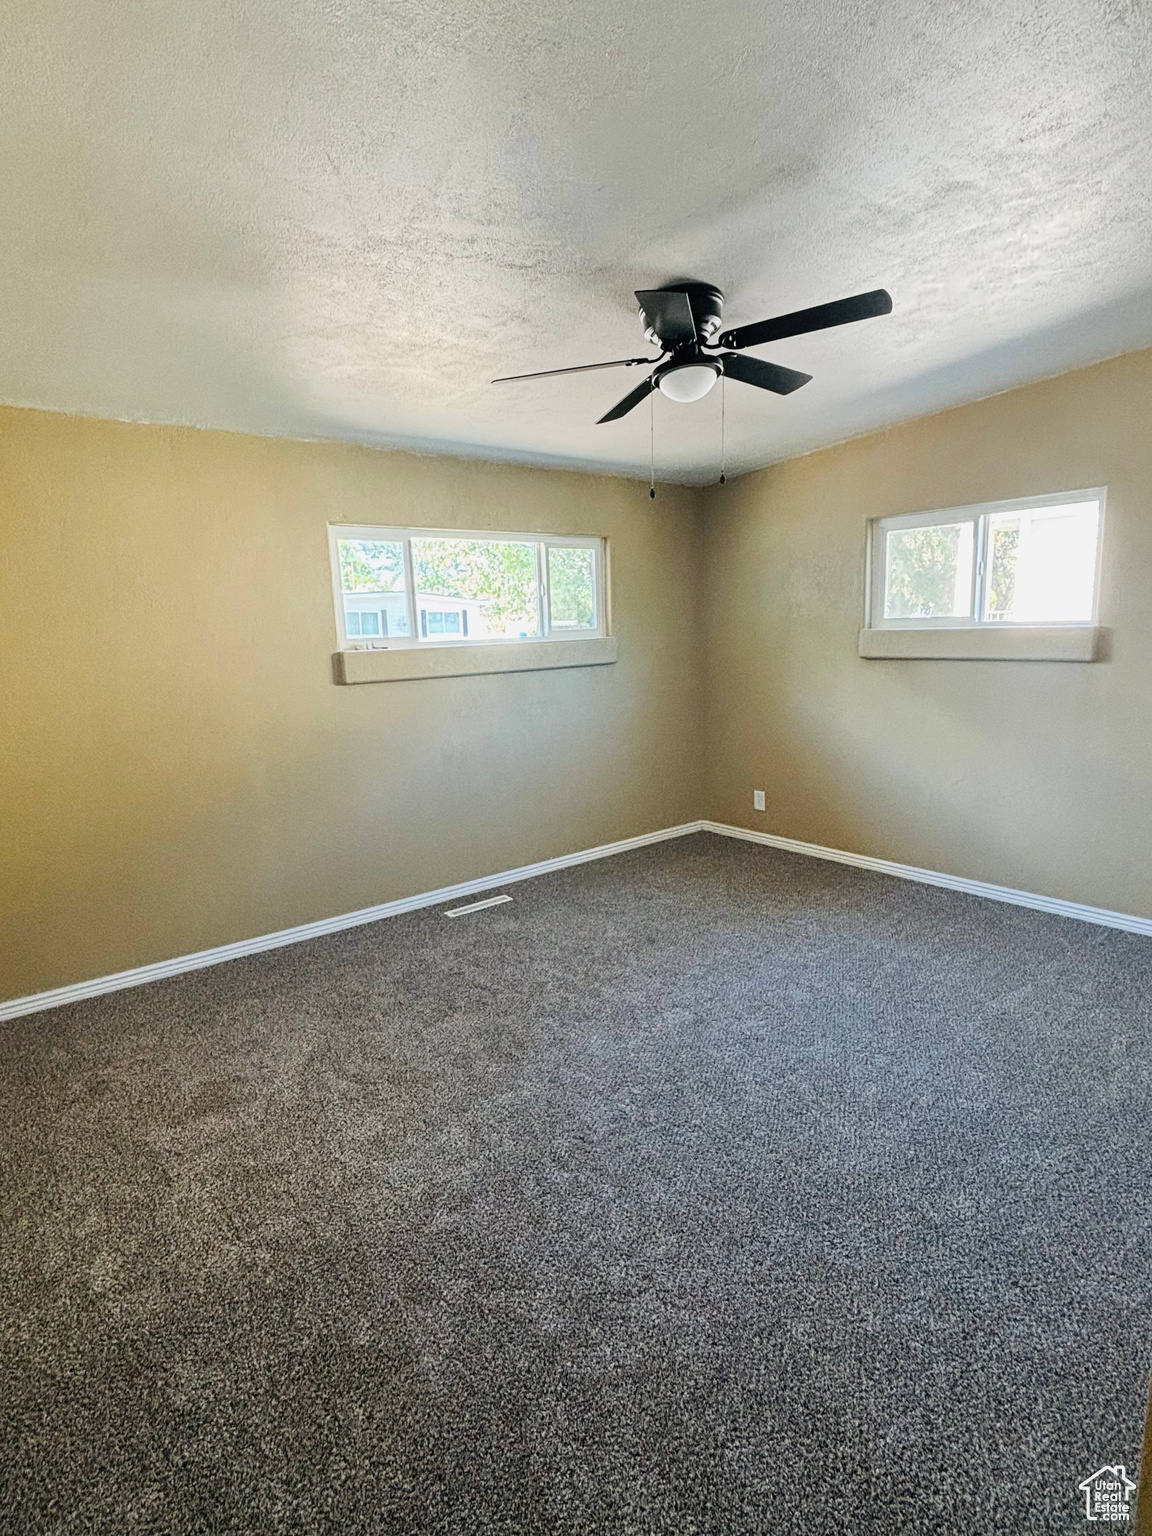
(753, 790, 766, 812)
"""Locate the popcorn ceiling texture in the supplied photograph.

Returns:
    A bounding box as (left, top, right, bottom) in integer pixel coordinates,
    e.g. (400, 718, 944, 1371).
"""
(2, 0, 1151, 482)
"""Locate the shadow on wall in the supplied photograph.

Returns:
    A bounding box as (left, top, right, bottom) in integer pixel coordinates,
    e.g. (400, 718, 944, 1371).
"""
(6, 660, 647, 1000)
(712, 619, 1126, 908)
(861, 287, 1152, 437)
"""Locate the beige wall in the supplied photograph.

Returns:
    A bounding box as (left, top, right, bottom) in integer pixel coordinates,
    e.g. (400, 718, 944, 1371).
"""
(0, 408, 705, 1001)
(7, 345, 1152, 1003)
(703, 347, 1152, 919)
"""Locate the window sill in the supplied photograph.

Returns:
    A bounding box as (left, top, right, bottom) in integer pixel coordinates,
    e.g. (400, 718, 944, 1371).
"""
(334, 635, 618, 684)
(858, 626, 1105, 662)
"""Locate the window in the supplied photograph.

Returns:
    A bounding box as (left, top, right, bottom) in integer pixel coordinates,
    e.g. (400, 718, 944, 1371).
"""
(546, 545, 597, 631)
(868, 491, 1104, 629)
(346, 611, 382, 638)
(329, 525, 607, 650)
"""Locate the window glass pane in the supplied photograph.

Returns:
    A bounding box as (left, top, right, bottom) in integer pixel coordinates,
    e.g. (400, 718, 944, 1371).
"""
(442, 611, 460, 633)
(346, 611, 361, 636)
(982, 501, 1099, 623)
(884, 521, 974, 619)
(338, 538, 410, 637)
(411, 538, 540, 641)
(547, 546, 596, 630)
(427, 611, 444, 634)
(359, 611, 380, 636)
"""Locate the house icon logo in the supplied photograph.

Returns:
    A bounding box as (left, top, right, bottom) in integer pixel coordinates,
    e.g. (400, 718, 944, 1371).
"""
(1077, 1464, 1137, 1522)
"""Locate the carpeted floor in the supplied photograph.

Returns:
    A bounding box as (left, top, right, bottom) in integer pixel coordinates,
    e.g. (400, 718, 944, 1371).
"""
(2, 832, 1150, 1534)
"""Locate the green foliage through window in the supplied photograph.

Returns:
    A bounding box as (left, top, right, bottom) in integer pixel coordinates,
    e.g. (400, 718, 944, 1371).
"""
(547, 547, 595, 628)
(339, 540, 404, 592)
(333, 528, 603, 646)
(874, 497, 1101, 632)
(884, 524, 969, 619)
(987, 520, 1020, 620)
(412, 539, 538, 628)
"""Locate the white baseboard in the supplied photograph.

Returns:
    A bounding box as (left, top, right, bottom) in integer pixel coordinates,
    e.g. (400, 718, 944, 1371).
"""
(0, 821, 704, 1022)
(7, 816, 1148, 1023)
(703, 820, 1152, 938)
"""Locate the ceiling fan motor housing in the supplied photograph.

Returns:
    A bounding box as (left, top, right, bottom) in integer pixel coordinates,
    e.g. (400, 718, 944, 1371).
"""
(639, 282, 725, 348)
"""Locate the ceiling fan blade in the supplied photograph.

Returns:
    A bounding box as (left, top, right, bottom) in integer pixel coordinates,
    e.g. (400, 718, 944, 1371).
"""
(597, 373, 656, 423)
(721, 352, 812, 395)
(635, 289, 697, 347)
(492, 355, 655, 383)
(719, 288, 892, 351)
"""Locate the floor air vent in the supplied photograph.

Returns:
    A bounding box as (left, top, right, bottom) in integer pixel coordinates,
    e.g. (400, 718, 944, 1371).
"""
(444, 894, 513, 918)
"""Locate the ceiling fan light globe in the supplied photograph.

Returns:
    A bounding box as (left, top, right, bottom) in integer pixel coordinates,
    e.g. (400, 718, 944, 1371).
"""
(657, 364, 719, 403)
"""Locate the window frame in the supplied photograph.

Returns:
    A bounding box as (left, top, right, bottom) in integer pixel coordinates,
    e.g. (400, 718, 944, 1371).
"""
(865, 488, 1106, 631)
(328, 524, 608, 652)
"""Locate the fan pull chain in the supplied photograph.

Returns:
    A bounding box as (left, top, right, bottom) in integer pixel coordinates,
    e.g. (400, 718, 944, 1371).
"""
(649, 390, 656, 498)
(719, 373, 726, 485)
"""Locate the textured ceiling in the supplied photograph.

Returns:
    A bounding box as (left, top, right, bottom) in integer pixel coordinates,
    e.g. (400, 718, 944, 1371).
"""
(3, 0, 1151, 483)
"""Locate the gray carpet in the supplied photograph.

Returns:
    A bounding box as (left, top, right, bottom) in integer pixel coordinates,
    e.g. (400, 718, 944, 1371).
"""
(2, 832, 1150, 1534)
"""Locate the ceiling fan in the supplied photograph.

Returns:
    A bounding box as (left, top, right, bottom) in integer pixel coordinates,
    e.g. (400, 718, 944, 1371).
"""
(493, 282, 892, 423)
